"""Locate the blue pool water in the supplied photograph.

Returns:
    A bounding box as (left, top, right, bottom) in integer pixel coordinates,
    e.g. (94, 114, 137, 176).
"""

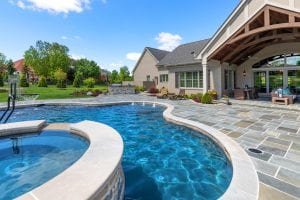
(5, 104, 232, 200)
(0, 130, 88, 200)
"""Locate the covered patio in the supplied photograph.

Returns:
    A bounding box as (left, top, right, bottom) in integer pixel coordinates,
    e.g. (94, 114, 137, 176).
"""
(199, 2, 300, 103)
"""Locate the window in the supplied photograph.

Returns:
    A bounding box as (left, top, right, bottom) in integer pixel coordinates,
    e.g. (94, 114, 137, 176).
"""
(253, 53, 300, 68)
(146, 75, 150, 81)
(225, 70, 235, 90)
(178, 71, 203, 88)
(288, 70, 300, 95)
(159, 74, 168, 82)
(269, 71, 283, 92)
(254, 71, 266, 93)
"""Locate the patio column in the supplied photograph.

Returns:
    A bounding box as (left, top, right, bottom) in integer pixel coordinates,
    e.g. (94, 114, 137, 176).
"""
(203, 62, 208, 93)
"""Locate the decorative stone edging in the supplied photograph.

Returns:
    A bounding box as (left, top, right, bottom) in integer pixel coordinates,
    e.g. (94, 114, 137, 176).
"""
(3, 100, 259, 199)
(17, 120, 124, 200)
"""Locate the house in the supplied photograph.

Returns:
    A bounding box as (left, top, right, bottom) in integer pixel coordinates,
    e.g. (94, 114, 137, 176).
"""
(134, 0, 300, 97)
(133, 47, 169, 89)
(157, 39, 210, 94)
(14, 59, 37, 82)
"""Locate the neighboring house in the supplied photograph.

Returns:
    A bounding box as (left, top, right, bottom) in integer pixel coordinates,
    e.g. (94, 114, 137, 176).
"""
(133, 47, 169, 89)
(157, 39, 210, 94)
(14, 59, 37, 82)
(134, 0, 300, 97)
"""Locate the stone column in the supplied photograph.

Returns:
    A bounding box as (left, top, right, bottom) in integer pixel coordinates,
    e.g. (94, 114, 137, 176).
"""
(203, 61, 208, 93)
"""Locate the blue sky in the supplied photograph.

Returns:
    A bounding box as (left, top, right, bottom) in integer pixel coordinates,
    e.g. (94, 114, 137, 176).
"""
(0, 0, 240, 72)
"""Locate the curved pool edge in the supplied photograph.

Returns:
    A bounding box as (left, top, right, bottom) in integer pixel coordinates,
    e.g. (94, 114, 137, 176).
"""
(5, 100, 259, 199)
(160, 102, 259, 200)
(17, 121, 125, 200)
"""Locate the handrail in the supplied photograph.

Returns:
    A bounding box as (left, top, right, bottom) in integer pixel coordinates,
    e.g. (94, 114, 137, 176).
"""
(0, 96, 12, 123)
(3, 95, 16, 123)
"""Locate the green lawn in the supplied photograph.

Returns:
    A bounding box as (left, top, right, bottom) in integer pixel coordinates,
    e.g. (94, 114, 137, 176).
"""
(0, 84, 108, 102)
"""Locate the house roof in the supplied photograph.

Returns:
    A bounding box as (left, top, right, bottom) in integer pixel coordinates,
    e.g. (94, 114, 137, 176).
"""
(132, 47, 169, 73)
(14, 59, 25, 72)
(158, 39, 210, 66)
(146, 47, 169, 61)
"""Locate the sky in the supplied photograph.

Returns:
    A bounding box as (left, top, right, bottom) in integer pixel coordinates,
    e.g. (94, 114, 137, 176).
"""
(0, 0, 240, 72)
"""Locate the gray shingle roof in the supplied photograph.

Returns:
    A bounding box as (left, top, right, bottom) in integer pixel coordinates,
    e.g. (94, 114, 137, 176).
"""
(146, 47, 169, 61)
(158, 39, 210, 66)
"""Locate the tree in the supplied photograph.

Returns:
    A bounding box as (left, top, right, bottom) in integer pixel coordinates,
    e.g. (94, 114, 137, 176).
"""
(6, 59, 15, 75)
(24, 41, 70, 78)
(119, 66, 132, 81)
(54, 68, 67, 88)
(0, 73, 4, 87)
(74, 58, 100, 80)
(48, 42, 70, 73)
(73, 72, 82, 88)
(24, 41, 50, 77)
(20, 73, 29, 87)
(0, 52, 6, 73)
(110, 70, 120, 83)
(83, 77, 95, 88)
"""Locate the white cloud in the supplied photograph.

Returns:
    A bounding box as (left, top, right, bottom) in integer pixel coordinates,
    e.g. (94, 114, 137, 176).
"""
(109, 61, 124, 69)
(61, 35, 81, 40)
(11, 0, 92, 14)
(126, 52, 141, 61)
(155, 32, 182, 51)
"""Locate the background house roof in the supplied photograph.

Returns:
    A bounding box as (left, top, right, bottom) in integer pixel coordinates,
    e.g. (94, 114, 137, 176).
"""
(132, 47, 169, 73)
(158, 39, 210, 66)
(14, 59, 25, 72)
(146, 47, 170, 61)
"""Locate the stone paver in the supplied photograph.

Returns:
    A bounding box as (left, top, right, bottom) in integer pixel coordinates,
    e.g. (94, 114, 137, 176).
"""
(2, 94, 300, 199)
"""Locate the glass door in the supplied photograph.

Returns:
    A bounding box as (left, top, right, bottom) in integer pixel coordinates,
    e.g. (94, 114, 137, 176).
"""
(288, 70, 300, 95)
(269, 71, 283, 92)
(254, 71, 266, 93)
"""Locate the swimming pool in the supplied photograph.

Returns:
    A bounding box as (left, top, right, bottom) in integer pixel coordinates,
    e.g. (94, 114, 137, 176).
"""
(0, 130, 89, 200)
(6, 104, 232, 200)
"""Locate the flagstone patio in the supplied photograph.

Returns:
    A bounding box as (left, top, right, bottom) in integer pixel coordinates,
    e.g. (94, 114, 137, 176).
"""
(2, 94, 300, 199)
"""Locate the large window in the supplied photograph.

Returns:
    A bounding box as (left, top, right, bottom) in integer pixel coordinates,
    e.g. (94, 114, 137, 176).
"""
(159, 74, 168, 82)
(254, 71, 266, 93)
(224, 70, 235, 90)
(179, 71, 203, 88)
(253, 53, 300, 68)
(269, 71, 283, 92)
(288, 70, 300, 95)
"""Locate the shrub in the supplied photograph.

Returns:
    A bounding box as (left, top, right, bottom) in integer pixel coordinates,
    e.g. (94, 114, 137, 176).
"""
(38, 76, 48, 87)
(73, 72, 82, 88)
(207, 90, 218, 100)
(54, 69, 67, 88)
(0, 73, 4, 87)
(83, 77, 95, 88)
(134, 86, 145, 93)
(201, 93, 213, 104)
(190, 93, 203, 103)
(20, 73, 29, 87)
(148, 87, 159, 94)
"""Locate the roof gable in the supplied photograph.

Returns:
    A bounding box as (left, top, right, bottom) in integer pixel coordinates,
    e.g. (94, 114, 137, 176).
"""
(198, 0, 300, 61)
(158, 39, 210, 66)
(132, 47, 169, 73)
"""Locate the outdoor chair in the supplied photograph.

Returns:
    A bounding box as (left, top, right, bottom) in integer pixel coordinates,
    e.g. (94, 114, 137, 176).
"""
(169, 89, 186, 100)
(157, 87, 169, 99)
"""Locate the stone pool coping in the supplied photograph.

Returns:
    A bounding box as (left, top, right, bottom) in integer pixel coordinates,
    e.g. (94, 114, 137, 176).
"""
(3, 100, 259, 199)
(16, 120, 124, 200)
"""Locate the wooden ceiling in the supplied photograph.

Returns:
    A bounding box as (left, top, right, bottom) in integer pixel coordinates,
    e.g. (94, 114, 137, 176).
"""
(209, 5, 300, 66)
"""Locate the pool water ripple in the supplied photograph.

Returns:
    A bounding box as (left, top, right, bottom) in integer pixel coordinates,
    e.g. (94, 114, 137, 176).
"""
(5, 104, 232, 200)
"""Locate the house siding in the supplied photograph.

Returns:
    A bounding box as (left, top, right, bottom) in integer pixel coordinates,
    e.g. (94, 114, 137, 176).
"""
(133, 50, 159, 87)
